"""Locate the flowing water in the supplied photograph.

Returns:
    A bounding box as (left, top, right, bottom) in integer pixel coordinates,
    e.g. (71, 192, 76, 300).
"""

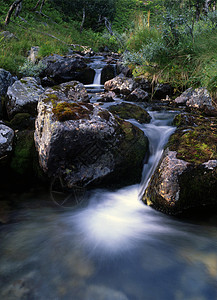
(0, 66, 217, 299)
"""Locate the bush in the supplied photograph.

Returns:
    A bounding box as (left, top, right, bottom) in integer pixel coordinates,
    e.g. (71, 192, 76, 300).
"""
(18, 60, 46, 77)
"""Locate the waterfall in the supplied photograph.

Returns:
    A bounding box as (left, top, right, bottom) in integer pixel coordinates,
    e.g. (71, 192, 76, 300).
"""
(93, 68, 102, 86)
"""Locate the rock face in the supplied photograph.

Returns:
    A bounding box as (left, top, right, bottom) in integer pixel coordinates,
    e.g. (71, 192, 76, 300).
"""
(154, 83, 172, 99)
(42, 54, 95, 85)
(143, 113, 217, 214)
(108, 102, 151, 124)
(6, 77, 44, 119)
(104, 75, 136, 95)
(35, 82, 148, 188)
(0, 123, 14, 158)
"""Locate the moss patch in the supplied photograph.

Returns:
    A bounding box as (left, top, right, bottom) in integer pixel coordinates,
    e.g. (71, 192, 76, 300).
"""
(52, 102, 91, 122)
(169, 113, 217, 164)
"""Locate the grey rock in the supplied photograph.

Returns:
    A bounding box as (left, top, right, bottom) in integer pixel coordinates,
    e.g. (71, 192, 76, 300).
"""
(0, 31, 17, 40)
(35, 86, 148, 188)
(0, 124, 14, 158)
(186, 87, 213, 109)
(127, 88, 149, 102)
(101, 64, 116, 84)
(174, 88, 194, 105)
(6, 77, 45, 119)
(104, 75, 136, 95)
(0, 69, 13, 96)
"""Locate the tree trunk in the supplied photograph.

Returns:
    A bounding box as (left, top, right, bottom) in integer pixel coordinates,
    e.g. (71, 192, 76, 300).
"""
(104, 17, 114, 36)
(14, 1, 22, 17)
(80, 7, 86, 33)
(5, 0, 23, 25)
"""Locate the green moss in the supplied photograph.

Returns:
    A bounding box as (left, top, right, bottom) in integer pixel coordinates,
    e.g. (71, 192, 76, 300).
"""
(169, 121, 217, 164)
(43, 93, 59, 104)
(20, 79, 28, 84)
(10, 130, 35, 175)
(52, 102, 91, 122)
(98, 110, 111, 121)
(109, 103, 151, 124)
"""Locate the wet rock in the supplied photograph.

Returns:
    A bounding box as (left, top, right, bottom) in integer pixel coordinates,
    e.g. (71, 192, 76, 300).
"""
(35, 86, 148, 188)
(126, 88, 149, 102)
(97, 91, 115, 102)
(41, 54, 95, 85)
(6, 77, 44, 119)
(143, 113, 217, 214)
(154, 83, 173, 100)
(104, 74, 136, 95)
(108, 102, 151, 124)
(85, 285, 128, 300)
(0, 123, 14, 158)
(101, 64, 116, 84)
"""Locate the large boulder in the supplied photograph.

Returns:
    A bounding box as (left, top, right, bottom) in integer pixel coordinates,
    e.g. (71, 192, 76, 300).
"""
(6, 77, 44, 119)
(35, 83, 148, 188)
(143, 113, 217, 214)
(0, 123, 14, 158)
(41, 54, 95, 85)
(104, 74, 136, 95)
(108, 102, 151, 124)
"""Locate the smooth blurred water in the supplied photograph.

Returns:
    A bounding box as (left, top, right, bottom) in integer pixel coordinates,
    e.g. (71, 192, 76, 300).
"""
(0, 110, 217, 300)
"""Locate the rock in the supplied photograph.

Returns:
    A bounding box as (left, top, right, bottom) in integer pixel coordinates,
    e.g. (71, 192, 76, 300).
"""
(85, 285, 128, 300)
(153, 83, 173, 99)
(97, 91, 115, 102)
(0, 69, 14, 96)
(27, 46, 40, 64)
(143, 113, 217, 214)
(126, 88, 149, 102)
(42, 81, 89, 103)
(175, 87, 217, 116)
(174, 88, 194, 105)
(0, 124, 14, 158)
(101, 64, 116, 84)
(108, 102, 151, 124)
(35, 86, 148, 188)
(104, 75, 136, 95)
(116, 61, 132, 77)
(41, 55, 95, 85)
(0, 31, 17, 40)
(6, 77, 45, 119)
(134, 77, 151, 92)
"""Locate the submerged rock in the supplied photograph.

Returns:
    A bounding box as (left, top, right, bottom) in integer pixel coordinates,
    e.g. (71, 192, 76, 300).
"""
(6, 77, 44, 119)
(143, 113, 217, 214)
(35, 83, 148, 188)
(108, 102, 151, 124)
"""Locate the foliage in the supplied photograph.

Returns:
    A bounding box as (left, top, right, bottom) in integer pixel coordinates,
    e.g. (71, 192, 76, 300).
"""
(18, 59, 46, 77)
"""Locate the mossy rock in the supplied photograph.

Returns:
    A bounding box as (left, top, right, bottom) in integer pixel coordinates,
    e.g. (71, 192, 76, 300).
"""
(108, 103, 151, 124)
(170, 113, 217, 164)
(52, 102, 93, 122)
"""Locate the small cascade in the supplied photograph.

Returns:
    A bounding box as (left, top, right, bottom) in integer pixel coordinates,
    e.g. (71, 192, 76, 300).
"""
(93, 68, 102, 86)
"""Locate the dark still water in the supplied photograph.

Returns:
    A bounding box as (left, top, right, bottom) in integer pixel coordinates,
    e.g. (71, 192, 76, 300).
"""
(0, 111, 217, 300)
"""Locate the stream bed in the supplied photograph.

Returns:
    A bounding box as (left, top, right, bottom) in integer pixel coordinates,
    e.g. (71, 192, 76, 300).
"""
(0, 109, 217, 300)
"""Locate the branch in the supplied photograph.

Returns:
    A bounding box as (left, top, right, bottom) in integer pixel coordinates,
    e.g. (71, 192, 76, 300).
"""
(5, 0, 23, 25)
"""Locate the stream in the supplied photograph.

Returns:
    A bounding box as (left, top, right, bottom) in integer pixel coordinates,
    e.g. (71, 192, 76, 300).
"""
(0, 59, 217, 299)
